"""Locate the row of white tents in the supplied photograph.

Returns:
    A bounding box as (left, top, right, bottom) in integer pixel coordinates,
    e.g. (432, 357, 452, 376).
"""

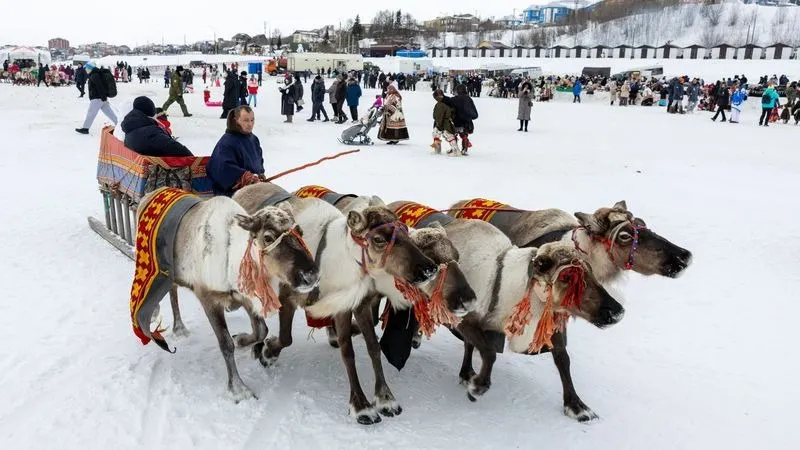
(1, 46, 52, 65)
(429, 43, 799, 60)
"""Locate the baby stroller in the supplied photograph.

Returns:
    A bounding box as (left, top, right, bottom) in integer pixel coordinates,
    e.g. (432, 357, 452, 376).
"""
(339, 106, 382, 145)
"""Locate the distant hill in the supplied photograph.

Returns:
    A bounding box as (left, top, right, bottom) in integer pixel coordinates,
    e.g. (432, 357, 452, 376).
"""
(422, 1, 800, 49)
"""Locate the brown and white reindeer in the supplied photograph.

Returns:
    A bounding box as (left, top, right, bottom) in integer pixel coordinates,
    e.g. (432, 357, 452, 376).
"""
(438, 217, 625, 421)
(232, 183, 439, 425)
(447, 199, 692, 420)
(136, 187, 320, 402)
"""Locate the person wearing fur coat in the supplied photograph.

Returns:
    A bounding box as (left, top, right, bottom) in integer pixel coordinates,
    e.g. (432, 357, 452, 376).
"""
(619, 81, 631, 106)
(517, 81, 532, 132)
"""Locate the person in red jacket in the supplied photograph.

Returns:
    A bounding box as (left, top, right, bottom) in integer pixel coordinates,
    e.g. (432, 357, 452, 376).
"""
(247, 75, 259, 107)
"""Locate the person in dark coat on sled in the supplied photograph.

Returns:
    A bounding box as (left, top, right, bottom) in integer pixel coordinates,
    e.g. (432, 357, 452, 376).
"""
(207, 106, 265, 197)
(121, 96, 193, 157)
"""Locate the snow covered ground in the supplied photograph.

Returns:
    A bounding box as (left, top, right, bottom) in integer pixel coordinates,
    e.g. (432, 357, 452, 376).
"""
(0, 75, 797, 450)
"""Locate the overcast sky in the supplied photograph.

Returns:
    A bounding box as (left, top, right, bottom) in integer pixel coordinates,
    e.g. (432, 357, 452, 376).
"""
(1, 1, 571, 47)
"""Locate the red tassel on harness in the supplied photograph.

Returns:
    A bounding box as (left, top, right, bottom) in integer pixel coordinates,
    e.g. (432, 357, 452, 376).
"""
(237, 239, 281, 316)
(504, 277, 535, 337)
(529, 287, 556, 353)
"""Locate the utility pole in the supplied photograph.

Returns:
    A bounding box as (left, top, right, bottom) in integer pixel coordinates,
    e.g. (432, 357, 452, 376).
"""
(512, 8, 516, 47)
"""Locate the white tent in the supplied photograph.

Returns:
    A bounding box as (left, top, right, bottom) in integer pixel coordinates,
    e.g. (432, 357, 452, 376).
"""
(479, 61, 517, 71)
(9, 46, 51, 65)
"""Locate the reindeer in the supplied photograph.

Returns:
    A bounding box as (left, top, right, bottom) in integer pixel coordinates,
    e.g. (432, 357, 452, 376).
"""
(232, 183, 439, 425)
(440, 218, 625, 421)
(447, 199, 692, 420)
(136, 188, 319, 402)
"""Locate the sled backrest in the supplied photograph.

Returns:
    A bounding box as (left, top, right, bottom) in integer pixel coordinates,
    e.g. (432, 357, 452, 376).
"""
(96, 126, 212, 202)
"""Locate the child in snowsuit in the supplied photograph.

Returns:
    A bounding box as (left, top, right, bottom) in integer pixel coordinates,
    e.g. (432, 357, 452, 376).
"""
(780, 104, 791, 124)
(729, 87, 746, 124)
(431, 89, 459, 155)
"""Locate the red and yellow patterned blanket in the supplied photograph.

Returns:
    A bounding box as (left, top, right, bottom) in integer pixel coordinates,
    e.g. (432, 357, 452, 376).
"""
(394, 202, 440, 228)
(130, 188, 199, 352)
(294, 185, 333, 199)
(451, 198, 511, 222)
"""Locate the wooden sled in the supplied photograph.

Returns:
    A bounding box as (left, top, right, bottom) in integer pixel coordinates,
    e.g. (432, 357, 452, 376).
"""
(88, 126, 212, 260)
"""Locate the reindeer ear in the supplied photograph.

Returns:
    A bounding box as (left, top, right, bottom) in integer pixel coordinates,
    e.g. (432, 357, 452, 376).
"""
(575, 211, 605, 234)
(613, 200, 628, 211)
(277, 201, 294, 215)
(368, 195, 385, 206)
(533, 255, 554, 274)
(347, 210, 367, 233)
(427, 221, 447, 233)
(234, 214, 255, 231)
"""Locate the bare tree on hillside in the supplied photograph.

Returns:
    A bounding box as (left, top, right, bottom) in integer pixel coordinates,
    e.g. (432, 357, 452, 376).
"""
(701, 28, 723, 48)
(681, 5, 697, 28)
(700, 4, 723, 27)
(728, 4, 741, 27)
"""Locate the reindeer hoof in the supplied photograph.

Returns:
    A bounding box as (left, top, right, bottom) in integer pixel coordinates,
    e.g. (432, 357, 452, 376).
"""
(254, 337, 281, 367)
(172, 325, 190, 339)
(326, 326, 340, 348)
(375, 398, 403, 417)
(564, 401, 599, 422)
(466, 376, 490, 402)
(229, 382, 257, 403)
(351, 406, 381, 425)
(459, 369, 476, 386)
(234, 333, 257, 348)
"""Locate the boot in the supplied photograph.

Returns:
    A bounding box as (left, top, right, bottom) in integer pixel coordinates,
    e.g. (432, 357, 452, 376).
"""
(307, 117, 315, 122)
(431, 138, 442, 154)
(284, 115, 293, 123)
(517, 120, 523, 131)
(75, 128, 89, 134)
(524, 120, 529, 132)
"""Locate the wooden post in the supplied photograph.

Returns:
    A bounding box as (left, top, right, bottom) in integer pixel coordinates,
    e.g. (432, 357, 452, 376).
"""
(122, 196, 133, 246)
(108, 191, 119, 234)
(102, 188, 112, 229)
(115, 193, 126, 242)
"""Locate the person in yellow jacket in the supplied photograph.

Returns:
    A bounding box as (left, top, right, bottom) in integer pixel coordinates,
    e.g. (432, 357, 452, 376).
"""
(162, 66, 192, 117)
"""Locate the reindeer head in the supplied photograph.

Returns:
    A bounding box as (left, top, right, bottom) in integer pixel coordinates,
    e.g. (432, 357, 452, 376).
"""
(347, 206, 438, 285)
(408, 222, 477, 317)
(531, 242, 624, 329)
(235, 202, 319, 294)
(575, 200, 692, 278)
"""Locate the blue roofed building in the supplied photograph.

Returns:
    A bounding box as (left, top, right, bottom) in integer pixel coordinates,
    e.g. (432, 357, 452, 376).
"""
(522, 1, 596, 25)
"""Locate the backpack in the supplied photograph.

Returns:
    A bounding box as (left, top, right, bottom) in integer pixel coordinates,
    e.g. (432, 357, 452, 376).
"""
(761, 91, 771, 105)
(102, 69, 117, 98)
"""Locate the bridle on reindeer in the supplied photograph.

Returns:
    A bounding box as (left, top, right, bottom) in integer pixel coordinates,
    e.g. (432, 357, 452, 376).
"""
(351, 220, 408, 274)
(353, 221, 459, 336)
(238, 225, 312, 316)
(571, 215, 647, 271)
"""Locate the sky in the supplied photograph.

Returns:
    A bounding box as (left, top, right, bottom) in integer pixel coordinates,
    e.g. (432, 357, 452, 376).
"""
(0, 1, 583, 47)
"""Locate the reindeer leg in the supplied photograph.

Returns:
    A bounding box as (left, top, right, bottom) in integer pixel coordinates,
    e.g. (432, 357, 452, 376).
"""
(550, 330, 598, 422)
(234, 313, 267, 348)
(354, 297, 402, 418)
(198, 290, 256, 403)
(456, 321, 497, 402)
(257, 289, 297, 367)
(458, 341, 476, 384)
(170, 284, 189, 338)
(335, 311, 380, 425)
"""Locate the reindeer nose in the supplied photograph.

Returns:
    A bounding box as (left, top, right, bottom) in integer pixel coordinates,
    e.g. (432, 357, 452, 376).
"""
(413, 263, 438, 284)
(301, 269, 319, 283)
(677, 248, 693, 265)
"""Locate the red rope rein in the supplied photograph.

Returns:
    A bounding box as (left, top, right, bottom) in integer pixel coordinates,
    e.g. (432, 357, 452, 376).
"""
(264, 149, 361, 182)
